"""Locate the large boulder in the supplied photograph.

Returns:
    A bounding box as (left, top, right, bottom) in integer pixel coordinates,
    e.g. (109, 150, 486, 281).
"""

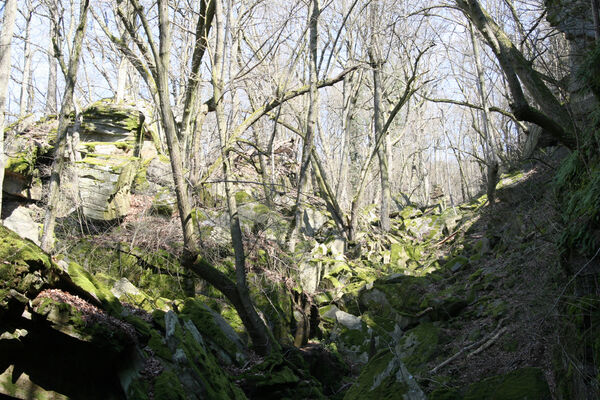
(77, 154, 140, 220)
(0, 226, 248, 400)
(74, 101, 155, 221)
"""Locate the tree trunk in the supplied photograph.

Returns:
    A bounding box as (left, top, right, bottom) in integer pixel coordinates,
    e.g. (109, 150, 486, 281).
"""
(369, 0, 391, 232)
(455, 0, 576, 149)
(0, 0, 18, 220)
(592, 0, 600, 41)
(46, 2, 59, 115)
(288, 0, 320, 251)
(469, 22, 499, 205)
(19, 0, 34, 117)
(212, 0, 273, 356)
(40, 0, 91, 251)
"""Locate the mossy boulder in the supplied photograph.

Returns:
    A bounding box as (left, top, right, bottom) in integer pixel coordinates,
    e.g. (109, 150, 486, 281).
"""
(463, 367, 551, 399)
(359, 275, 430, 323)
(404, 215, 446, 241)
(399, 206, 423, 220)
(343, 350, 426, 400)
(179, 298, 247, 365)
(79, 100, 147, 144)
(240, 352, 326, 400)
(395, 323, 440, 374)
(0, 225, 58, 318)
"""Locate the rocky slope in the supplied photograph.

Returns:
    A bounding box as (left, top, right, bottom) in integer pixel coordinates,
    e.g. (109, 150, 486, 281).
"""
(1, 144, 567, 399)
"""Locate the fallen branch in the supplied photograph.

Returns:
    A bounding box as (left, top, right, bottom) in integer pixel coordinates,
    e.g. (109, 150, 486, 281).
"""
(416, 307, 434, 317)
(466, 326, 507, 358)
(430, 318, 507, 374)
(436, 230, 460, 246)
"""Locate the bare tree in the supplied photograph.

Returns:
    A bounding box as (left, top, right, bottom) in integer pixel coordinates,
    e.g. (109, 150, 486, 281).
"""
(288, 0, 321, 251)
(369, 0, 391, 232)
(454, 0, 577, 149)
(469, 21, 499, 205)
(211, 0, 275, 355)
(44, 0, 59, 114)
(19, 0, 36, 117)
(0, 0, 18, 220)
(40, 0, 91, 251)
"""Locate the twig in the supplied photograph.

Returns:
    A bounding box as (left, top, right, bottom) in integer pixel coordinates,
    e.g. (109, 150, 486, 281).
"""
(416, 307, 434, 317)
(466, 327, 507, 358)
(430, 317, 507, 374)
(436, 230, 460, 246)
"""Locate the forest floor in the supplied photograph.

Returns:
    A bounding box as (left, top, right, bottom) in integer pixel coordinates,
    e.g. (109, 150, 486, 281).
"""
(418, 159, 565, 396)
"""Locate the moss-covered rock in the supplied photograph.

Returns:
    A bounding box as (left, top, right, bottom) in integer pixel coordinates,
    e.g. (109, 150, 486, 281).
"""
(66, 261, 122, 315)
(463, 367, 551, 400)
(0, 226, 57, 318)
(395, 323, 440, 374)
(343, 350, 426, 400)
(77, 154, 140, 221)
(179, 298, 247, 365)
(240, 352, 326, 400)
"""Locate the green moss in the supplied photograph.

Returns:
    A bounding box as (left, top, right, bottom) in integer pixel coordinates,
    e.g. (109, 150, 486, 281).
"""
(463, 367, 551, 400)
(241, 353, 325, 399)
(33, 295, 131, 353)
(175, 317, 247, 399)
(81, 99, 144, 134)
(343, 351, 409, 400)
(555, 150, 600, 258)
(5, 148, 38, 177)
(115, 141, 134, 151)
(339, 326, 368, 348)
(148, 329, 172, 361)
(485, 299, 507, 319)
(235, 190, 253, 204)
(127, 379, 150, 400)
(396, 323, 440, 373)
(430, 388, 462, 400)
(220, 305, 245, 335)
(370, 276, 429, 316)
(0, 226, 59, 312)
(154, 370, 186, 400)
(446, 255, 469, 272)
(67, 261, 122, 315)
(123, 314, 152, 340)
(133, 163, 149, 191)
(179, 298, 240, 358)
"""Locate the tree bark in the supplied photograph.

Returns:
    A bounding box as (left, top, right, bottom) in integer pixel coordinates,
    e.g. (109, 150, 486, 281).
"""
(469, 22, 499, 205)
(454, 0, 576, 149)
(593, 0, 600, 42)
(45, 2, 59, 115)
(19, 0, 34, 117)
(0, 0, 18, 220)
(369, 0, 391, 232)
(40, 0, 91, 251)
(211, 0, 274, 356)
(288, 0, 320, 252)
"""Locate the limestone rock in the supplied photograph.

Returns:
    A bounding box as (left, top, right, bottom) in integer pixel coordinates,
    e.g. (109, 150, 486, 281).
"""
(146, 157, 174, 188)
(335, 310, 363, 330)
(303, 208, 327, 236)
(0, 226, 248, 400)
(2, 204, 40, 244)
(111, 278, 142, 298)
(77, 154, 139, 220)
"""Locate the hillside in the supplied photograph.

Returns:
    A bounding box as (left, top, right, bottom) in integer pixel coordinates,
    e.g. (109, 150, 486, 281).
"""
(2, 0, 600, 399)
(0, 145, 578, 399)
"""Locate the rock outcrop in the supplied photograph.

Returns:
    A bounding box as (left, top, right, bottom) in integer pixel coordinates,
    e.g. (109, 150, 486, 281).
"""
(0, 225, 247, 400)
